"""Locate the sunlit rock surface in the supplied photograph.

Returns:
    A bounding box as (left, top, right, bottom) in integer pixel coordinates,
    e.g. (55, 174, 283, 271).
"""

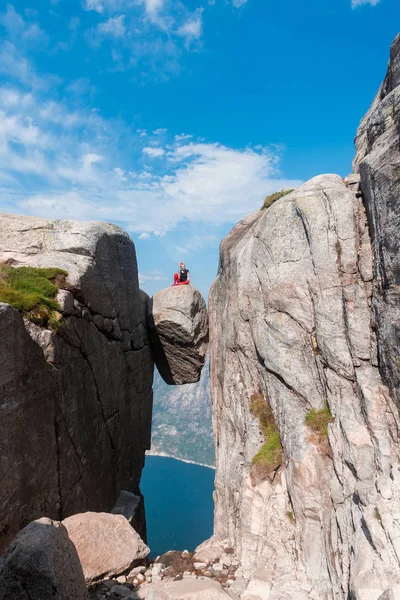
(62, 512, 149, 584)
(354, 33, 400, 408)
(206, 174, 400, 599)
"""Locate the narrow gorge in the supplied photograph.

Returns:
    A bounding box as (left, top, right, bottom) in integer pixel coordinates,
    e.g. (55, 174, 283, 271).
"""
(1, 31, 400, 600)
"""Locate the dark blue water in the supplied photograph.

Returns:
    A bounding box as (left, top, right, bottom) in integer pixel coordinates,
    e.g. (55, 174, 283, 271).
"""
(141, 456, 215, 557)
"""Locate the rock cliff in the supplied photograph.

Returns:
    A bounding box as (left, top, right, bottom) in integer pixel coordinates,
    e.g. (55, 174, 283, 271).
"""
(207, 174, 400, 599)
(354, 33, 400, 408)
(0, 214, 154, 552)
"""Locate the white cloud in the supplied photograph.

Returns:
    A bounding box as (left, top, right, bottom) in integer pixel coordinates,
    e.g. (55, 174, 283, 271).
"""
(153, 128, 167, 135)
(139, 269, 167, 286)
(351, 0, 381, 6)
(0, 5, 48, 46)
(97, 14, 126, 37)
(0, 78, 301, 238)
(143, 0, 165, 21)
(177, 9, 203, 44)
(232, 0, 250, 6)
(139, 232, 151, 239)
(84, 0, 104, 13)
(0, 4, 24, 37)
(114, 167, 128, 180)
(143, 146, 165, 157)
(175, 133, 192, 142)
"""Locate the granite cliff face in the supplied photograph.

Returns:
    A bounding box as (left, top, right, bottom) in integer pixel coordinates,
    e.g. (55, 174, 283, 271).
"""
(0, 214, 154, 552)
(207, 173, 400, 599)
(354, 33, 400, 408)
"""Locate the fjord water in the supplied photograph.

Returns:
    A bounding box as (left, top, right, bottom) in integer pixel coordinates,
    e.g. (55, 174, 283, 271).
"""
(141, 455, 215, 557)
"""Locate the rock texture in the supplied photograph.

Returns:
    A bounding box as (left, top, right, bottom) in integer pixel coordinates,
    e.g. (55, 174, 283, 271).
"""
(354, 33, 400, 407)
(0, 517, 88, 600)
(207, 174, 400, 599)
(148, 285, 208, 385)
(63, 512, 149, 584)
(146, 578, 231, 600)
(0, 214, 153, 552)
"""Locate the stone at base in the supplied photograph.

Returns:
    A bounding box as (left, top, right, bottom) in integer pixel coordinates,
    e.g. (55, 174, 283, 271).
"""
(0, 517, 88, 600)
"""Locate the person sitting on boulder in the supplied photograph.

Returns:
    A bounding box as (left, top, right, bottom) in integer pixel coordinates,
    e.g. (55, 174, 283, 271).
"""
(173, 262, 190, 286)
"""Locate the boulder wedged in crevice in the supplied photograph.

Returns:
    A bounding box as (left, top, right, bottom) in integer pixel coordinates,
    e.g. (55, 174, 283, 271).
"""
(148, 285, 208, 385)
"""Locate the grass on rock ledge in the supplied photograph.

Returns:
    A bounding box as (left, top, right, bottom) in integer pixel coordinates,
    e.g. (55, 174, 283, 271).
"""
(261, 188, 294, 210)
(249, 392, 283, 484)
(305, 406, 334, 438)
(305, 405, 334, 455)
(0, 264, 67, 330)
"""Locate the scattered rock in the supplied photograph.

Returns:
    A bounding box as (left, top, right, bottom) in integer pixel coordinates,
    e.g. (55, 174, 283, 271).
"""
(146, 578, 232, 599)
(193, 562, 207, 571)
(148, 286, 208, 385)
(128, 566, 147, 578)
(110, 585, 131, 597)
(0, 517, 88, 600)
(63, 512, 149, 584)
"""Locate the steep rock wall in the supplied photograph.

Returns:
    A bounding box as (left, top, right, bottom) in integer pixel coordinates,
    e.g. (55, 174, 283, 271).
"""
(208, 175, 400, 599)
(0, 214, 153, 552)
(353, 33, 400, 408)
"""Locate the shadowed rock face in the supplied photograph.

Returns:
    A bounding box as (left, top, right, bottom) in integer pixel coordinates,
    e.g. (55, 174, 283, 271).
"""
(148, 285, 208, 385)
(354, 34, 400, 406)
(206, 175, 400, 599)
(0, 518, 88, 600)
(0, 214, 154, 552)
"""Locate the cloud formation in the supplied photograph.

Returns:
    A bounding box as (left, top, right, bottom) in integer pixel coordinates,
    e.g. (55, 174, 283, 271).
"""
(351, 0, 381, 7)
(97, 14, 126, 37)
(0, 6, 299, 239)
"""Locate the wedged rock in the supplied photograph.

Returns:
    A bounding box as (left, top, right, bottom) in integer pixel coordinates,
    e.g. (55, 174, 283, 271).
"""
(353, 33, 400, 407)
(148, 285, 208, 385)
(62, 512, 149, 584)
(111, 490, 141, 524)
(146, 578, 231, 599)
(0, 214, 154, 552)
(0, 517, 88, 600)
(207, 174, 400, 598)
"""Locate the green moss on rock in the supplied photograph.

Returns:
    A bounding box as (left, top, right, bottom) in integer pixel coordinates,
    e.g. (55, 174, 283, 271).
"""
(305, 406, 334, 438)
(0, 264, 68, 329)
(249, 392, 283, 485)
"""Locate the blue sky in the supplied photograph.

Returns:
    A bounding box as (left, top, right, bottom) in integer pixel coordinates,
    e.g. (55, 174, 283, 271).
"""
(0, 0, 398, 298)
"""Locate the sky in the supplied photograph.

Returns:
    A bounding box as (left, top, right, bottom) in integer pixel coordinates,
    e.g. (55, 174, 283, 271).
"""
(0, 0, 399, 298)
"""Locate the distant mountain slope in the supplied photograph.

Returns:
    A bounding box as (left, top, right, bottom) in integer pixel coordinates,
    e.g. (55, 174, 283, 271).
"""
(149, 355, 215, 467)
